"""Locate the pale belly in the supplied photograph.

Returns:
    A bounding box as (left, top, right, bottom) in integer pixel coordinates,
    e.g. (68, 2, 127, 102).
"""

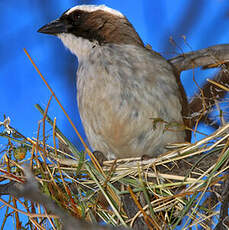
(77, 72, 185, 160)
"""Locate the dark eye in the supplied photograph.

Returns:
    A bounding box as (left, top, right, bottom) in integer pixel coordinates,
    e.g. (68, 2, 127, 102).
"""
(71, 12, 82, 21)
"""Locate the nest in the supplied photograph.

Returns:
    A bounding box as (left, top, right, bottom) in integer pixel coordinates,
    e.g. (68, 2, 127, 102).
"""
(0, 102, 229, 230)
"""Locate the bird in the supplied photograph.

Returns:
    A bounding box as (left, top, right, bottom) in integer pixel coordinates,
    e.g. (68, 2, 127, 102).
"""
(38, 5, 190, 160)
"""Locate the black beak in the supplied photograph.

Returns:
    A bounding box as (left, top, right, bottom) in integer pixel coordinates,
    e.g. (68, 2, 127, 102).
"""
(38, 19, 69, 35)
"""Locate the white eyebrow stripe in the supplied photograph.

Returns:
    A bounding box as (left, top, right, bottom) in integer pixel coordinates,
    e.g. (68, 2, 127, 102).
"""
(65, 5, 124, 17)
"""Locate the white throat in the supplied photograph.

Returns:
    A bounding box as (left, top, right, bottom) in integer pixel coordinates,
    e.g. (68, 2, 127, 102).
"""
(57, 33, 96, 60)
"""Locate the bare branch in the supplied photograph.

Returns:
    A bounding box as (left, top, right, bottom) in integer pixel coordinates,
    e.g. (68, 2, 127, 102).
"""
(169, 44, 229, 72)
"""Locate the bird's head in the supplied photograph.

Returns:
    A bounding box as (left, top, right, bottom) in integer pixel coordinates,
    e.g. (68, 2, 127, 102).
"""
(38, 5, 144, 57)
